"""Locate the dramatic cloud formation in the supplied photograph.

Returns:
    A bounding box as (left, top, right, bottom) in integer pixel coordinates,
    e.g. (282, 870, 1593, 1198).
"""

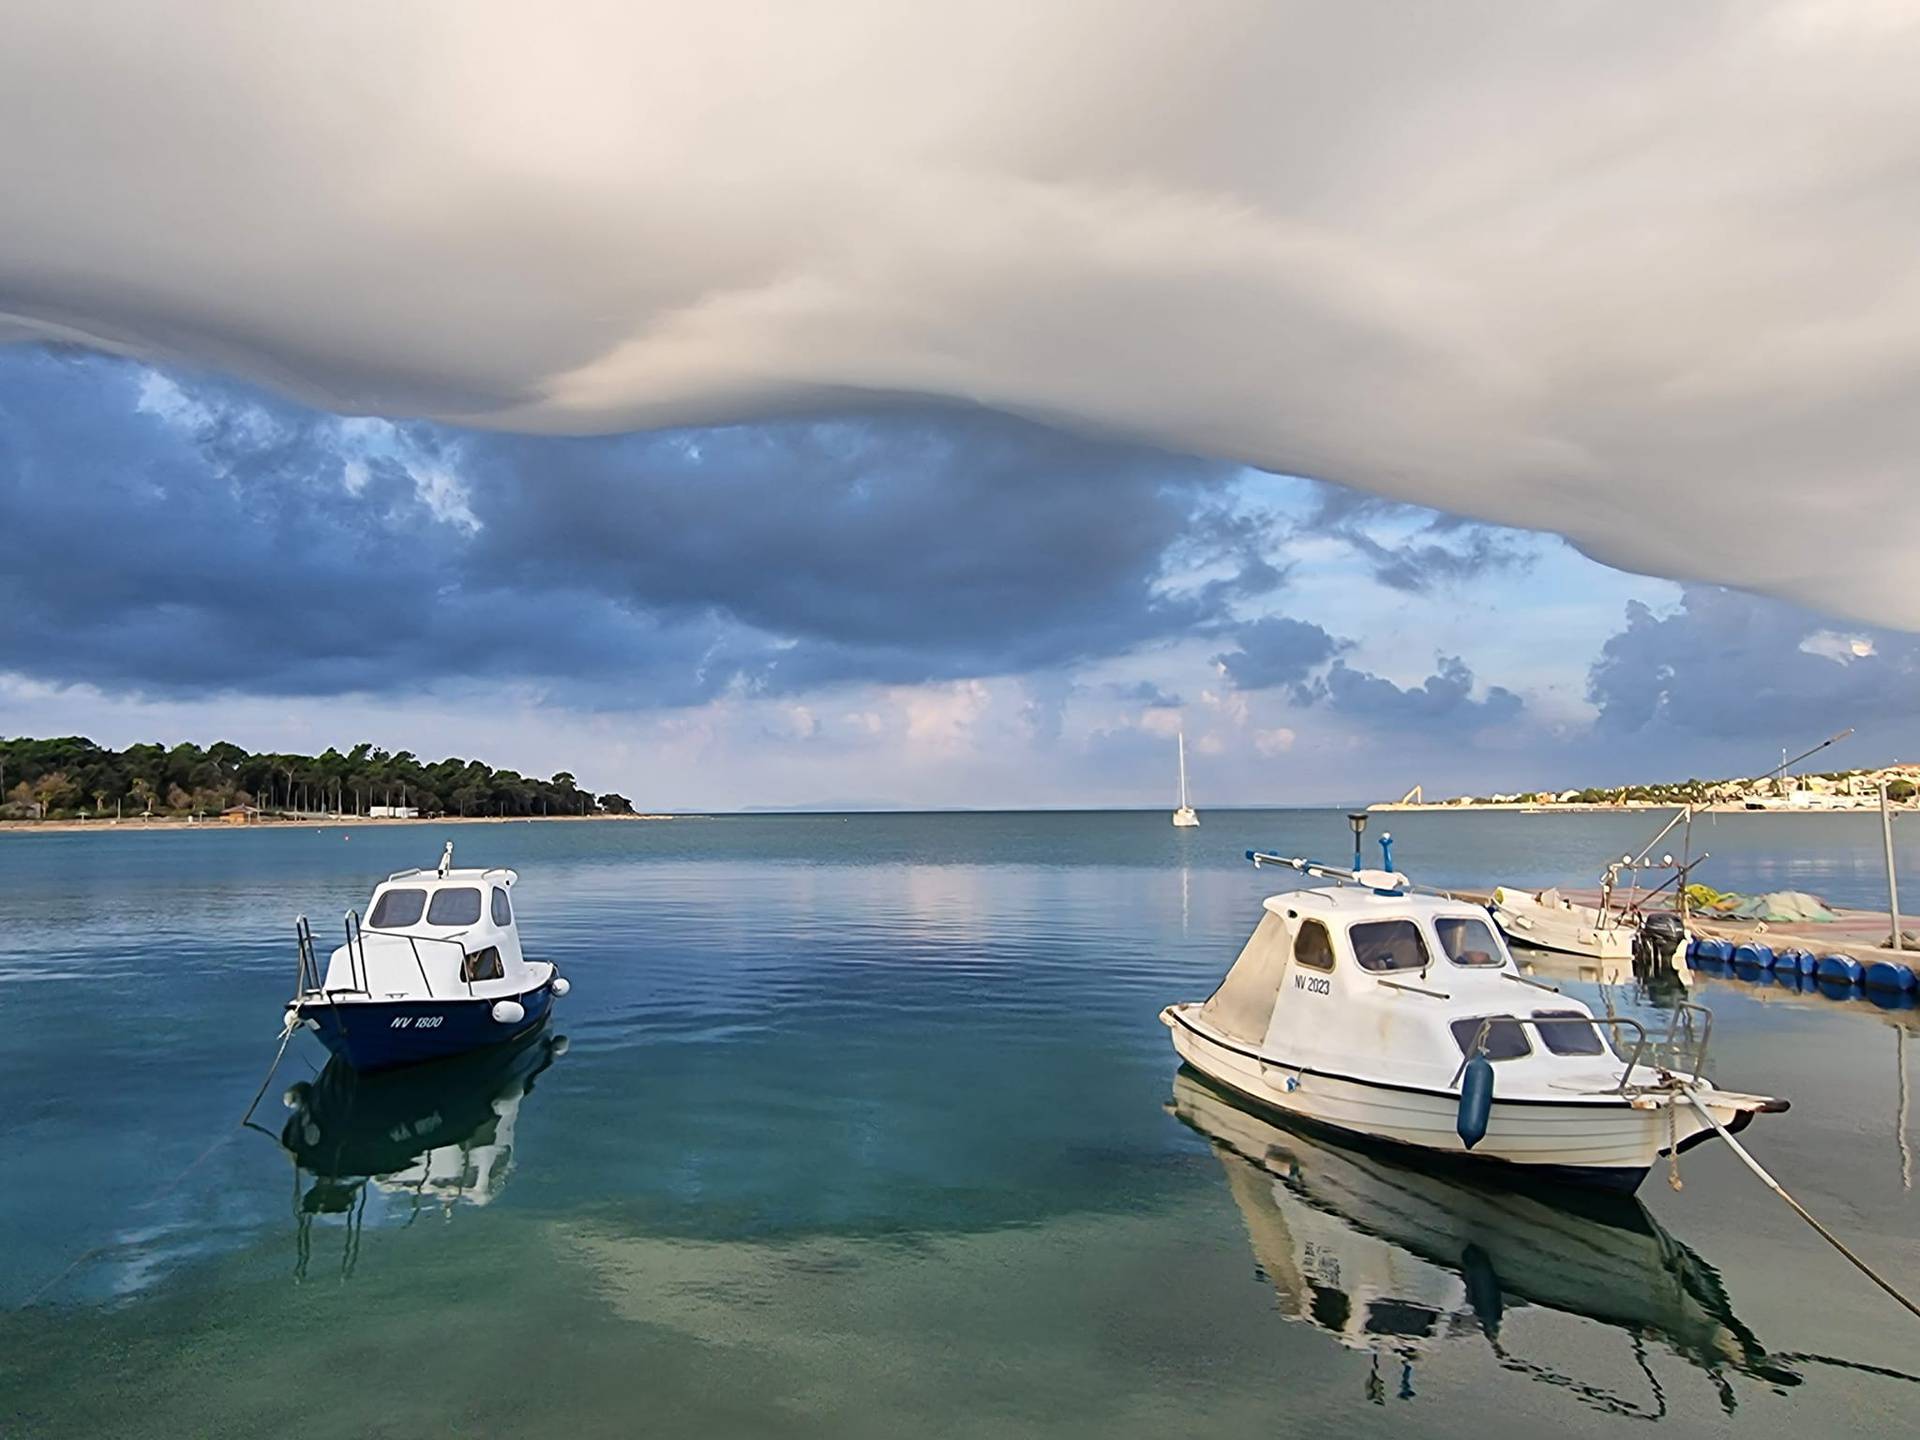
(4, 4, 1919, 625)
(1589, 586, 1920, 739)
(0, 348, 1252, 702)
(1214, 618, 1347, 697)
(1215, 617, 1521, 733)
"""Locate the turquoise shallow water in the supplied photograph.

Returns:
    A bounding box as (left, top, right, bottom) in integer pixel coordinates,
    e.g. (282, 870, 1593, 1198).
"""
(2, 810, 1918, 1437)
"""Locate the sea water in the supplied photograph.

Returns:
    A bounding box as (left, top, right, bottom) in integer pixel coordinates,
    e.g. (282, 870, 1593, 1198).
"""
(1, 810, 1916, 1437)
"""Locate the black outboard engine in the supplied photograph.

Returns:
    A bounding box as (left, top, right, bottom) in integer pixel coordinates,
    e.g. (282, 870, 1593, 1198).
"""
(1634, 911, 1688, 998)
(1637, 911, 1685, 964)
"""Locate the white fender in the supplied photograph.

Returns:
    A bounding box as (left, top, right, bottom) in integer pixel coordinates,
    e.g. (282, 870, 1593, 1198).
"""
(551, 975, 571, 997)
(491, 1000, 526, 1025)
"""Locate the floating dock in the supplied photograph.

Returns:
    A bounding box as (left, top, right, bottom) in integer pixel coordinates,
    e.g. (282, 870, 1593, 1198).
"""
(1456, 886, 1920, 989)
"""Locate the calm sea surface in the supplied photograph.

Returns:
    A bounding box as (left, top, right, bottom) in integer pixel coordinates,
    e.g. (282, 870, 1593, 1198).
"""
(3, 809, 1918, 1437)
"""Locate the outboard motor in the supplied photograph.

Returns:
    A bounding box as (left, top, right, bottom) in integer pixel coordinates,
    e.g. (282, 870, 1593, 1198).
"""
(1636, 911, 1685, 967)
(1634, 911, 1689, 999)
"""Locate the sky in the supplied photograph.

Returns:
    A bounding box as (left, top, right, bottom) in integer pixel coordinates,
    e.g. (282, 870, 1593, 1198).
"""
(2, 4, 1918, 808)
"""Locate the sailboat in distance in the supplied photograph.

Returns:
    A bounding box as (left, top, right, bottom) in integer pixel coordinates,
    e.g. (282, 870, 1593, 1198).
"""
(1173, 732, 1200, 828)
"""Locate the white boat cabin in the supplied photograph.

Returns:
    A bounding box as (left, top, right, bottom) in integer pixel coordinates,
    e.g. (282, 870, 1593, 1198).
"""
(318, 847, 534, 1001)
(1196, 878, 1636, 1096)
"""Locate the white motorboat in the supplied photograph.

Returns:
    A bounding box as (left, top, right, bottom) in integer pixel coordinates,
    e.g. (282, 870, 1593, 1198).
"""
(286, 842, 570, 1070)
(1168, 1070, 1792, 1403)
(1490, 884, 1637, 962)
(1172, 731, 1199, 828)
(1160, 850, 1785, 1192)
(1492, 807, 1699, 963)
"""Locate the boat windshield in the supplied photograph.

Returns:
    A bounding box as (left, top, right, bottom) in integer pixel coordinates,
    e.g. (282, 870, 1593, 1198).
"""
(426, 887, 482, 926)
(368, 887, 427, 927)
(1434, 915, 1504, 967)
(1531, 1008, 1608, 1056)
(1348, 919, 1432, 973)
(1450, 1015, 1532, 1060)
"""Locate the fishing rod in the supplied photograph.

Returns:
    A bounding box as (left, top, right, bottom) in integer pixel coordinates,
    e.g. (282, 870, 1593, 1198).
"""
(1759, 727, 1854, 788)
(1246, 849, 1459, 899)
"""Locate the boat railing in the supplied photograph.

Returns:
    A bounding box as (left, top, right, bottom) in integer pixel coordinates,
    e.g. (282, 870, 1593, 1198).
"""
(1453, 1003, 1715, 1094)
(1453, 1013, 1654, 1094)
(1377, 977, 1451, 1000)
(353, 917, 485, 999)
(295, 913, 481, 1002)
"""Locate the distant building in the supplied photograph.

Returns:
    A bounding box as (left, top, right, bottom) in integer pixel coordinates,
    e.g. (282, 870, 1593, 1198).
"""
(369, 805, 419, 819)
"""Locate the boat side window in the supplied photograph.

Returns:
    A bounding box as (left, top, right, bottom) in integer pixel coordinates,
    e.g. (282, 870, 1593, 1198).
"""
(1292, 919, 1335, 972)
(462, 945, 504, 982)
(1348, 919, 1431, 973)
(1450, 1016, 1532, 1061)
(368, 887, 426, 928)
(1435, 915, 1504, 967)
(1531, 1008, 1606, 1056)
(491, 886, 512, 927)
(426, 886, 482, 926)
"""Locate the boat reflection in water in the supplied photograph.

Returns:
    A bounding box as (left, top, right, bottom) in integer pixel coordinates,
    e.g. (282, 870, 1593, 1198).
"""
(1510, 935, 1694, 1009)
(1169, 1070, 1797, 1416)
(278, 1022, 567, 1279)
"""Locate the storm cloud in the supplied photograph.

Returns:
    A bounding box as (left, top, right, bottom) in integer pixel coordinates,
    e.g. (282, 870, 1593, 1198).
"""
(0, 349, 1250, 702)
(4, 5, 1920, 626)
(1588, 586, 1920, 739)
(1216, 615, 1521, 733)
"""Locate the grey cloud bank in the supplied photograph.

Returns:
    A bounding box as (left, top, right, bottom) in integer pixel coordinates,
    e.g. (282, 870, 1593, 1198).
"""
(3, 4, 1917, 626)
(0, 349, 1249, 703)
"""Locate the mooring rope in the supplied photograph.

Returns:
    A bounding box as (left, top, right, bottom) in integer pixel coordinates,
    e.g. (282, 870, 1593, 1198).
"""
(239, 1015, 299, 1129)
(1681, 1084, 1920, 1323)
(23, 1022, 301, 1307)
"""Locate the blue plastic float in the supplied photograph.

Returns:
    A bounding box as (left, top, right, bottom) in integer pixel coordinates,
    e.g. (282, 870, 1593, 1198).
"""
(1863, 960, 1918, 993)
(1733, 942, 1774, 969)
(1772, 947, 1817, 975)
(1815, 954, 1864, 986)
(1691, 938, 1734, 967)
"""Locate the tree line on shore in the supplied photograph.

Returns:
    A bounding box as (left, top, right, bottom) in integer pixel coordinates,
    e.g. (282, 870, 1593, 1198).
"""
(0, 735, 635, 821)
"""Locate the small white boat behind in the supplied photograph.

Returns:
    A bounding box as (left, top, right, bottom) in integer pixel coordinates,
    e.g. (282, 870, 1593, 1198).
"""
(1161, 850, 1784, 1192)
(1172, 731, 1200, 828)
(1490, 884, 1636, 962)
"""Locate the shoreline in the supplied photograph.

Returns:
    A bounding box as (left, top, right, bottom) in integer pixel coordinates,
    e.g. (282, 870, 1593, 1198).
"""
(1367, 801, 1914, 815)
(0, 812, 688, 837)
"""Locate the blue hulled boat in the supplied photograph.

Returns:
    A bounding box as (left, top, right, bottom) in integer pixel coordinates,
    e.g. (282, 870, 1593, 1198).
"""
(287, 842, 570, 1071)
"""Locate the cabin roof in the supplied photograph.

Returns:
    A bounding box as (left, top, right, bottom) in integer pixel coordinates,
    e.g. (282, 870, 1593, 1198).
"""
(1261, 886, 1484, 920)
(380, 865, 517, 887)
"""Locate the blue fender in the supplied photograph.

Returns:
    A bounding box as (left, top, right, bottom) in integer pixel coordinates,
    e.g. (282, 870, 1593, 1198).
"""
(1457, 1054, 1494, 1150)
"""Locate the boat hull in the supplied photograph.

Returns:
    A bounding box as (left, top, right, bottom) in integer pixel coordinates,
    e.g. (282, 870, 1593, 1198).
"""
(1491, 891, 1638, 962)
(1163, 1005, 1759, 1193)
(299, 978, 556, 1072)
